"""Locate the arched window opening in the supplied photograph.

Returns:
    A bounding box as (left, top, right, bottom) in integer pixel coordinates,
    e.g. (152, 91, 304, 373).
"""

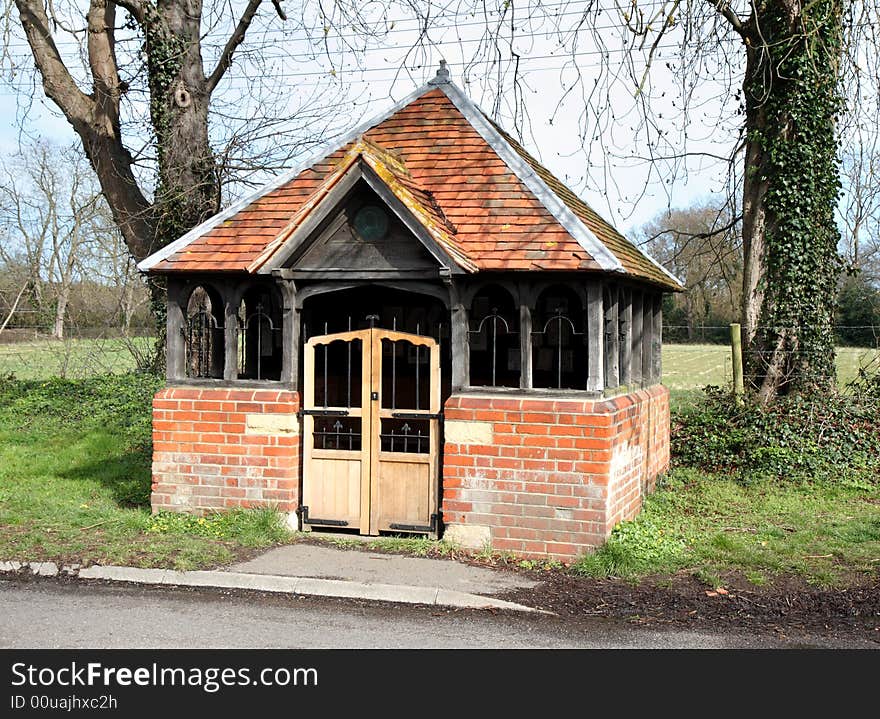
(185, 285, 224, 379)
(469, 285, 519, 388)
(531, 285, 586, 389)
(238, 285, 283, 381)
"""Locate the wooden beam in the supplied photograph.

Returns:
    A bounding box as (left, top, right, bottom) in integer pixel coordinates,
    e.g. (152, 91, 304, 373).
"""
(631, 290, 643, 386)
(641, 291, 653, 384)
(652, 294, 663, 383)
(223, 283, 239, 381)
(280, 280, 298, 386)
(449, 282, 469, 391)
(586, 281, 605, 391)
(619, 287, 632, 386)
(519, 299, 533, 390)
(165, 280, 186, 381)
(277, 270, 443, 281)
(603, 282, 620, 388)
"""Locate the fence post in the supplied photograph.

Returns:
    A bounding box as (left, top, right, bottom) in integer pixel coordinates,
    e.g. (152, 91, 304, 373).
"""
(730, 322, 744, 402)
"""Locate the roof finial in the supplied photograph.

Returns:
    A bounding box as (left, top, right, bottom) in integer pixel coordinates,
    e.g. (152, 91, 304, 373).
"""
(429, 59, 450, 85)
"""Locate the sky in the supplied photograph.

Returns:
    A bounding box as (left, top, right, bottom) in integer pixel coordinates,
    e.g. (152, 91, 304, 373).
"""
(0, 1, 740, 235)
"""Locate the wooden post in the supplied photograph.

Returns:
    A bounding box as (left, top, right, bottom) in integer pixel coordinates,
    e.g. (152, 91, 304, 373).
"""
(586, 281, 605, 391)
(165, 280, 186, 381)
(449, 284, 469, 391)
(223, 286, 239, 381)
(619, 288, 632, 386)
(731, 322, 744, 401)
(281, 280, 299, 386)
(641, 291, 652, 384)
(519, 300, 533, 389)
(603, 284, 619, 388)
(631, 291, 643, 386)
(652, 294, 663, 383)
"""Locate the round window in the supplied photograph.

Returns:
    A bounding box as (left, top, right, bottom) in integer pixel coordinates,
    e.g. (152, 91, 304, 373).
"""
(353, 204, 389, 241)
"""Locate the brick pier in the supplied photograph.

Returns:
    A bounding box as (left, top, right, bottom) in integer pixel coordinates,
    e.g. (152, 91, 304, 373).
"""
(441, 386, 670, 561)
(150, 387, 301, 523)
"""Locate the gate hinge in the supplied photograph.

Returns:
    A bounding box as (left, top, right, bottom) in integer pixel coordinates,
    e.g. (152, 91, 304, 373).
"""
(298, 505, 349, 528)
(389, 513, 439, 534)
(299, 408, 350, 418)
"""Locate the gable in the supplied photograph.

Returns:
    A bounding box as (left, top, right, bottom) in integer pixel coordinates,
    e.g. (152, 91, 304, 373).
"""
(288, 183, 439, 273)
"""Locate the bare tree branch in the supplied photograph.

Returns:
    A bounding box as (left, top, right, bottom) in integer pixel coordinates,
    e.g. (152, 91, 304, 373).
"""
(114, 0, 146, 26)
(206, 0, 266, 94)
(13, 0, 93, 125)
(707, 0, 751, 40)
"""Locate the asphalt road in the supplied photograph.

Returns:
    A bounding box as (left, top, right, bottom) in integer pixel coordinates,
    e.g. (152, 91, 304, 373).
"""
(1, 578, 873, 649)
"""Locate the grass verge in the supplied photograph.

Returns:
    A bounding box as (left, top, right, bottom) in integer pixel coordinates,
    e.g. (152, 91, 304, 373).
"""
(0, 374, 291, 570)
(573, 467, 880, 587)
(1, 373, 878, 589)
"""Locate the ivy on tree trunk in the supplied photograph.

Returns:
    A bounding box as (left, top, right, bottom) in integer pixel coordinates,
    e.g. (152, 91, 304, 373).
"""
(739, 0, 844, 402)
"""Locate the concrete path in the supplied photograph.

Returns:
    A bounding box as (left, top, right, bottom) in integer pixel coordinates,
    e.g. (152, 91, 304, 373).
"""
(228, 544, 538, 595)
(0, 546, 544, 613)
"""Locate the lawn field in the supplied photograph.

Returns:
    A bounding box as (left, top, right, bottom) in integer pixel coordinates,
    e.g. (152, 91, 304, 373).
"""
(0, 336, 154, 380)
(2, 336, 878, 388)
(661, 343, 879, 391)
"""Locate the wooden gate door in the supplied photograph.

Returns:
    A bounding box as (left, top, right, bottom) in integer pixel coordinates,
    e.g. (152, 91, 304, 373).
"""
(301, 327, 440, 537)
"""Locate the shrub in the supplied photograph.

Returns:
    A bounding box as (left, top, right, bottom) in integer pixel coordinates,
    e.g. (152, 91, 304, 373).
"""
(672, 385, 880, 485)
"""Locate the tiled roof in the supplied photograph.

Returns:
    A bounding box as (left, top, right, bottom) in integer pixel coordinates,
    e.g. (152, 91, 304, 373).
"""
(140, 79, 681, 290)
(247, 138, 478, 273)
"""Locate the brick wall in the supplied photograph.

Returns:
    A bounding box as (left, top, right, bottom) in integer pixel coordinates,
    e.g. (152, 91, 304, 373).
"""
(151, 387, 301, 521)
(441, 385, 670, 562)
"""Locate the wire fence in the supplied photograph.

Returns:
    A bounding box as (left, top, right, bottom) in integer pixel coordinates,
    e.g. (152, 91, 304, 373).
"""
(664, 324, 880, 347)
(1, 325, 879, 388)
(0, 326, 155, 380)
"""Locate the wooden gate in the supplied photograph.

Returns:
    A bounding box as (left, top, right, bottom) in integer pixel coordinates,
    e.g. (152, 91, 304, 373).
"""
(301, 327, 441, 537)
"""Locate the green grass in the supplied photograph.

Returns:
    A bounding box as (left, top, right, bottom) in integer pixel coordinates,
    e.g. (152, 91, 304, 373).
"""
(0, 374, 291, 570)
(1, 356, 878, 587)
(573, 467, 880, 587)
(661, 344, 879, 410)
(0, 337, 155, 380)
(661, 343, 879, 391)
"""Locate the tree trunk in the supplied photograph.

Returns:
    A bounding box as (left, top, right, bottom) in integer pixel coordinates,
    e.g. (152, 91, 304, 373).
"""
(145, 3, 221, 248)
(52, 291, 69, 340)
(14, 0, 231, 362)
(738, 0, 844, 402)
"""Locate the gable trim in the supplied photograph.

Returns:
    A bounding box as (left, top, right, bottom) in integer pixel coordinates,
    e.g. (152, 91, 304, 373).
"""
(252, 162, 364, 273)
(253, 161, 464, 276)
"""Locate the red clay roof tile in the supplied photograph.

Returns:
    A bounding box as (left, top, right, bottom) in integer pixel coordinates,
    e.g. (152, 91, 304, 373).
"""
(147, 85, 679, 289)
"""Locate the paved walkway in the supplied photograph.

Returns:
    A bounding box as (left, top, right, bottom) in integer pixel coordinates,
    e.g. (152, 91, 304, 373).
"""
(228, 544, 537, 595)
(0, 543, 543, 613)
